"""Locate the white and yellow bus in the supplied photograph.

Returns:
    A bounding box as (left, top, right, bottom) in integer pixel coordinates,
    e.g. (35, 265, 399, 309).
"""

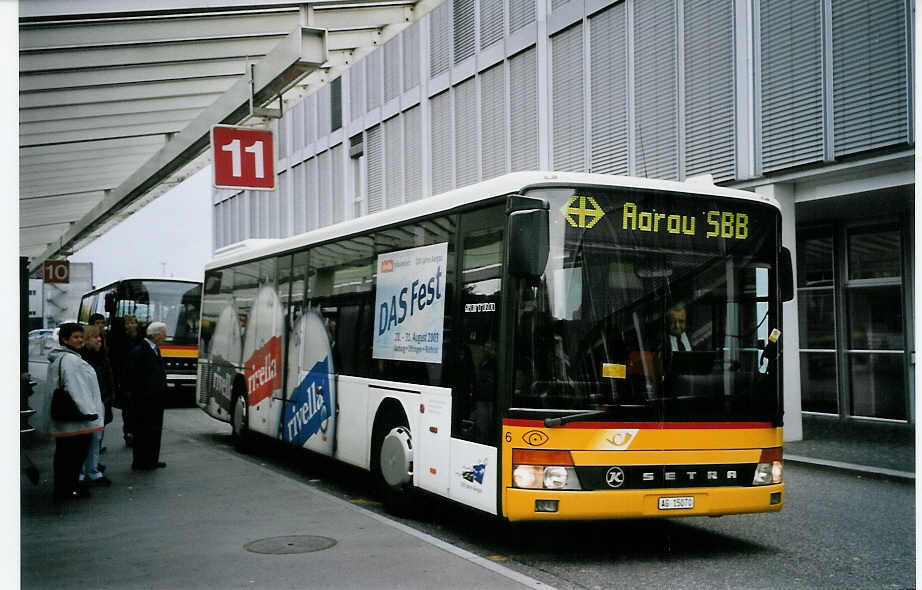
(79, 278, 203, 397)
(196, 171, 793, 521)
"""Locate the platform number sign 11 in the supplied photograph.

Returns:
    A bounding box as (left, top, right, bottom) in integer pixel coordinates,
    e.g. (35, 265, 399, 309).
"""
(211, 125, 276, 190)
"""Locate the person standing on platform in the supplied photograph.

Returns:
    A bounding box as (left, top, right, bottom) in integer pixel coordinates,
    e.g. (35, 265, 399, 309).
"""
(111, 314, 142, 447)
(79, 324, 114, 487)
(34, 323, 103, 501)
(127, 321, 169, 470)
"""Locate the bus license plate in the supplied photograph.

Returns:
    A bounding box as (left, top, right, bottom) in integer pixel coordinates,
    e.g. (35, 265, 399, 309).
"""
(658, 496, 694, 510)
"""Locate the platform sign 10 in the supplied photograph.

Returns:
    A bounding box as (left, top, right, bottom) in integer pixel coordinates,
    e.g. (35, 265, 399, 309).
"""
(211, 125, 276, 190)
(43, 260, 69, 284)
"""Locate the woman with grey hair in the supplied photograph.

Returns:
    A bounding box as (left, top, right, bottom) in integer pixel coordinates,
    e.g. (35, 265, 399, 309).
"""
(125, 321, 170, 470)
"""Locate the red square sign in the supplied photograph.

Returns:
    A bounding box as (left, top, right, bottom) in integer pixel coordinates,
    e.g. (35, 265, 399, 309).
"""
(211, 125, 276, 190)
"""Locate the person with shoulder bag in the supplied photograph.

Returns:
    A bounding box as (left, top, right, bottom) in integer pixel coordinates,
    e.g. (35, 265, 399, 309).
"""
(34, 323, 104, 502)
(79, 324, 114, 487)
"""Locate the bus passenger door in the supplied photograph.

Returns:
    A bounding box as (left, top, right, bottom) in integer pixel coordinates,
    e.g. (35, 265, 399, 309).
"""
(445, 206, 504, 515)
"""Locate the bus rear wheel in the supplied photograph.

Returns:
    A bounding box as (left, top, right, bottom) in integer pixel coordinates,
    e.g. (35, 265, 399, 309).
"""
(372, 416, 415, 515)
(231, 392, 250, 453)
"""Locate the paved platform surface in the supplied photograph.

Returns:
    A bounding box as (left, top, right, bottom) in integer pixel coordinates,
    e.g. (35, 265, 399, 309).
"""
(785, 415, 915, 481)
(20, 409, 549, 590)
(20, 409, 913, 589)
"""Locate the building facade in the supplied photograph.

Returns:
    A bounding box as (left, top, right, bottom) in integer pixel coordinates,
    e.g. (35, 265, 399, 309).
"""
(211, 0, 915, 439)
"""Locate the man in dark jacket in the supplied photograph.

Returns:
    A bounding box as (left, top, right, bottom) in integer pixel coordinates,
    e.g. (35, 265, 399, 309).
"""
(126, 321, 169, 470)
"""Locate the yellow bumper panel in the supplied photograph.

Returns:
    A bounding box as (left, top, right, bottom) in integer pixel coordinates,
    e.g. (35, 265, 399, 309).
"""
(505, 484, 784, 521)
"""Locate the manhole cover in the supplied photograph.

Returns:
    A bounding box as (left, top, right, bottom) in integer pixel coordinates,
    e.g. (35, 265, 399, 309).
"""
(244, 535, 337, 555)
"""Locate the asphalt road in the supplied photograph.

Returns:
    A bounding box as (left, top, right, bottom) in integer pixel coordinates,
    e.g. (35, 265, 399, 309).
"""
(54, 408, 918, 589)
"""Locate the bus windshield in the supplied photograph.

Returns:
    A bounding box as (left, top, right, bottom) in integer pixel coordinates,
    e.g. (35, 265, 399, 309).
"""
(512, 187, 781, 423)
(117, 280, 202, 345)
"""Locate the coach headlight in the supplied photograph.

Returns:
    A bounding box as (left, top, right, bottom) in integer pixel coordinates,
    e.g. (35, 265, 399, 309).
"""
(543, 466, 568, 489)
(512, 449, 583, 490)
(513, 465, 542, 488)
(752, 447, 783, 485)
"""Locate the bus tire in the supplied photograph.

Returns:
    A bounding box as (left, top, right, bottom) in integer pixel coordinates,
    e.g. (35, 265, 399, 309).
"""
(231, 387, 251, 453)
(371, 407, 415, 515)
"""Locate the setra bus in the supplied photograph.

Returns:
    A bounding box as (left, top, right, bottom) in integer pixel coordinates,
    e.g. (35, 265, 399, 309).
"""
(79, 278, 203, 398)
(196, 171, 793, 521)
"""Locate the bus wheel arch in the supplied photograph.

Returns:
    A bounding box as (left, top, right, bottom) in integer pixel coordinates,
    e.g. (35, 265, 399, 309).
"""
(371, 399, 415, 513)
(231, 375, 251, 452)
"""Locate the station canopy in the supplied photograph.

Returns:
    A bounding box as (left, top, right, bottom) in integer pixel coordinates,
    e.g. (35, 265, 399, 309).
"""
(20, 0, 441, 272)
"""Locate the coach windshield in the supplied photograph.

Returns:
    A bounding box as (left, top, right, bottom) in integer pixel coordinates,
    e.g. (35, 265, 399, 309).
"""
(510, 186, 783, 424)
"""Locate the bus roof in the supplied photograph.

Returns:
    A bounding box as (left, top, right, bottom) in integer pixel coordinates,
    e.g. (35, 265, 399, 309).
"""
(207, 171, 782, 270)
(82, 277, 202, 295)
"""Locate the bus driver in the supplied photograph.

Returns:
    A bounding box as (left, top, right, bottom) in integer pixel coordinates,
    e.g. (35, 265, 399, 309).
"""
(666, 303, 693, 352)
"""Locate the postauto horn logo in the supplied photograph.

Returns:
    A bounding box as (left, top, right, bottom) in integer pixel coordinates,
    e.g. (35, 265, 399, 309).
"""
(522, 430, 549, 446)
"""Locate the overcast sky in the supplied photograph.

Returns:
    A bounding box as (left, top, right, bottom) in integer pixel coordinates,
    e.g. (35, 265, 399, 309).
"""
(69, 167, 214, 288)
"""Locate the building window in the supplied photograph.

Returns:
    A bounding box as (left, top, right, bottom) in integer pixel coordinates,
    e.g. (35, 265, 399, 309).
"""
(330, 77, 342, 132)
(845, 226, 905, 420)
(796, 222, 909, 422)
(797, 229, 837, 414)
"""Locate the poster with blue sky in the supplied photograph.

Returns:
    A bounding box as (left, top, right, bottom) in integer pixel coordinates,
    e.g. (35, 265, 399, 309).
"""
(373, 242, 448, 364)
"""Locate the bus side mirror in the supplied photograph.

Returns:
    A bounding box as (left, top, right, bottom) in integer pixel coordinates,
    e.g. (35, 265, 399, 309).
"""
(104, 291, 117, 313)
(508, 209, 549, 277)
(780, 247, 794, 302)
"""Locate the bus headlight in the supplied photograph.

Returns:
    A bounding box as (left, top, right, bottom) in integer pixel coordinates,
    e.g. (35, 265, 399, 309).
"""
(543, 466, 568, 489)
(752, 447, 783, 485)
(511, 449, 583, 490)
(513, 465, 542, 488)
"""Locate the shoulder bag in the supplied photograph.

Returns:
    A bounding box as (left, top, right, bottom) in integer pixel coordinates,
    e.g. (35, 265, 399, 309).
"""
(51, 358, 97, 422)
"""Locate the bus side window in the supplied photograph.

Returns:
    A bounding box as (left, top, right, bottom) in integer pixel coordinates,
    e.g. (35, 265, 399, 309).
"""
(309, 236, 375, 378)
(372, 216, 457, 386)
(454, 205, 504, 445)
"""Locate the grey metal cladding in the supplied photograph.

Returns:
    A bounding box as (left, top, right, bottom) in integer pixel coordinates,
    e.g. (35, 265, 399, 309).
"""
(404, 106, 423, 201)
(832, 0, 909, 157)
(305, 94, 317, 145)
(590, 2, 628, 175)
(480, 62, 507, 180)
(318, 149, 332, 227)
(634, 0, 678, 180)
(454, 77, 479, 186)
(332, 143, 344, 224)
(366, 125, 384, 213)
(760, 0, 823, 172)
(480, 0, 504, 50)
(350, 62, 364, 122)
(552, 23, 585, 172)
(453, 0, 476, 64)
(318, 85, 332, 138)
(293, 163, 305, 234)
(385, 37, 401, 103)
(684, 0, 735, 181)
(430, 2, 451, 77)
(306, 158, 317, 231)
(403, 23, 421, 93)
(509, 46, 538, 171)
(509, 0, 536, 34)
(385, 115, 404, 208)
(430, 91, 453, 194)
(366, 50, 383, 111)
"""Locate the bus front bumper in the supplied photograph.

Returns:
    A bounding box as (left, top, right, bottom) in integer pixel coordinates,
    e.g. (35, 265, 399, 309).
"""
(504, 483, 784, 521)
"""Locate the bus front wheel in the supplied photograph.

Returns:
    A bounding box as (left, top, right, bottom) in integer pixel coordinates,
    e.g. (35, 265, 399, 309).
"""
(372, 416, 415, 514)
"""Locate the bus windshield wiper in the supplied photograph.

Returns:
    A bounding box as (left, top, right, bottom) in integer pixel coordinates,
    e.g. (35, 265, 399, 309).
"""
(544, 409, 608, 428)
